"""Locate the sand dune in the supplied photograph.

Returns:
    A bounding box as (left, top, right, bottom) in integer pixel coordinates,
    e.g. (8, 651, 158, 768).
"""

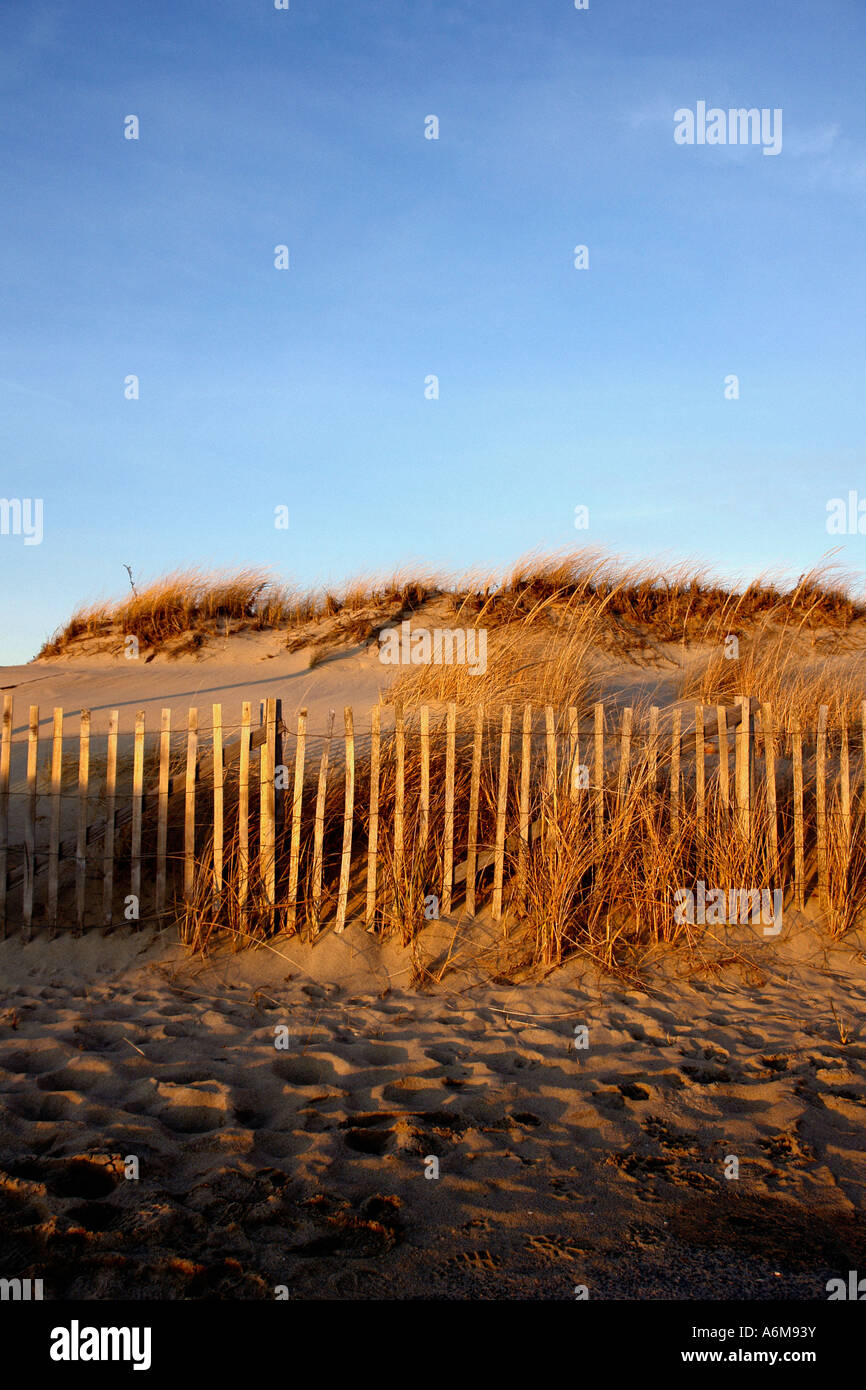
(0, 630, 389, 738)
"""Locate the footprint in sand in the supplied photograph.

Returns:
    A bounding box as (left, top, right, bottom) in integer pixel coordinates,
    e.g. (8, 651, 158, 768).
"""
(272, 1055, 339, 1087)
(0, 1043, 69, 1075)
(340, 1041, 409, 1067)
(36, 1058, 118, 1098)
(526, 1233, 585, 1261)
(453, 1249, 500, 1272)
(154, 1080, 231, 1134)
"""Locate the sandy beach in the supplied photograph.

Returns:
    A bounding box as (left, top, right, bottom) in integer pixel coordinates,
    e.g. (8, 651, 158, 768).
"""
(2, 911, 865, 1301)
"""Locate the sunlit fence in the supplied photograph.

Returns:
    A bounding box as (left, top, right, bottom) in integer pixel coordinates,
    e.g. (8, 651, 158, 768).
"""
(0, 692, 861, 941)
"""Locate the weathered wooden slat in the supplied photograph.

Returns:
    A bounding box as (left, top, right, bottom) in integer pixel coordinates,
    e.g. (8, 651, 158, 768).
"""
(568, 706, 580, 799)
(154, 709, 169, 920)
(716, 705, 729, 812)
(670, 709, 681, 837)
(816, 705, 828, 910)
(311, 709, 334, 931)
(184, 708, 198, 902)
(545, 704, 557, 844)
(840, 718, 851, 851)
(103, 709, 119, 927)
(287, 707, 307, 933)
(763, 701, 778, 883)
(442, 702, 457, 916)
(274, 696, 284, 840)
(335, 706, 355, 934)
(792, 716, 804, 909)
(465, 704, 483, 916)
(735, 695, 751, 838)
(75, 709, 90, 934)
(47, 707, 63, 933)
(212, 703, 224, 913)
(492, 704, 512, 921)
(393, 702, 405, 903)
(618, 707, 633, 802)
(130, 710, 145, 916)
(419, 705, 430, 851)
(23, 705, 39, 939)
(261, 698, 276, 911)
(694, 705, 705, 839)
(238, 702, 251, 919)
(648, 705, 659, 796)
(518, 704, 532, 905)
(0, 694, 11, 937)
(365, 705, 379, 932)
(593, 703, 604, 842)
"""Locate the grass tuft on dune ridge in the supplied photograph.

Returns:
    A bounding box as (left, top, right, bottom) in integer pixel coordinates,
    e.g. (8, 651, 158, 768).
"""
(36, 548, 866, 670)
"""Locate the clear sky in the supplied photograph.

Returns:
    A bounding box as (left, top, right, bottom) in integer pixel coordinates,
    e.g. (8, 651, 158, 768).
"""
(1, 0, 865, 662)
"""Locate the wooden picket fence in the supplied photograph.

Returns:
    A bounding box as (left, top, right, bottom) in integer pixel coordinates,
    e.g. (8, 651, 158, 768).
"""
(0, 692, 862, 940)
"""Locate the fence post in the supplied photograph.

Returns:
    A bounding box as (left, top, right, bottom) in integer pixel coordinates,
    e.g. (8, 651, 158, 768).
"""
(648, 705, 658, 796)
(568, 706, 580, 798)
(48, 708, 63, 934)
(311, 709, 334, 934)
(274, 697, 284, 839)
(155, 709, 169, 921)
(335, 706, 355, 934)
(365, 705, 379, 932)
(694, 706, 705, 840)
(261, 698, 277, 915)
(75, 709, 90, 935)
(442, 702, 456, 916)
(466, 704, 483, 916)
(130, 710, 145, 920)
(716, 705, 729, 813)
(670, 709, 681, 837)
(816, 705, 828, 911)
(840, 717, 851, 853)
(104, 709, 120, 927)
(792, 715, 804, 909)
(735, 695, 751, 838)
(0, 694, 11, 938)
(287, 707, 307, 934)
(593, 703, 604, 843)
(212, 704, 224, 916)
(24, 705, 39, 940)
(492, 704, 511, 922)
(419, 705, 430, 851)
(618, 707, 633, 803)
(518, 704, 532, 907)
(545, 705, 557, 845)
(184, 708, 198, 904)
(763, 701, 778, 884)
(238, 702, 251, 923)
(394, 702, 404, 911)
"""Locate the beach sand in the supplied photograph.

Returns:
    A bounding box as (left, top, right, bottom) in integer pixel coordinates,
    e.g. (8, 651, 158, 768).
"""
(2, 915, 865, 1300)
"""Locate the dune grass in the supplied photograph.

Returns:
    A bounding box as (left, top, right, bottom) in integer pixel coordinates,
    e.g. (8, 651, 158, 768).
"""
(170, 697, 866, 978)
(36, 549, 866, 660)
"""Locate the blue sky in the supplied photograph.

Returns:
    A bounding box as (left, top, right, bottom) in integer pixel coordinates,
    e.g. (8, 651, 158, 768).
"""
(2, 0, 865, 661)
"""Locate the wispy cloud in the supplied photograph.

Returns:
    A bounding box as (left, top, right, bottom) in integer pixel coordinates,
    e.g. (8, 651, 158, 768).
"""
(0, 378, 72, 409)
(786, 123, 866, 192)
(785, 123, 841, 158)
